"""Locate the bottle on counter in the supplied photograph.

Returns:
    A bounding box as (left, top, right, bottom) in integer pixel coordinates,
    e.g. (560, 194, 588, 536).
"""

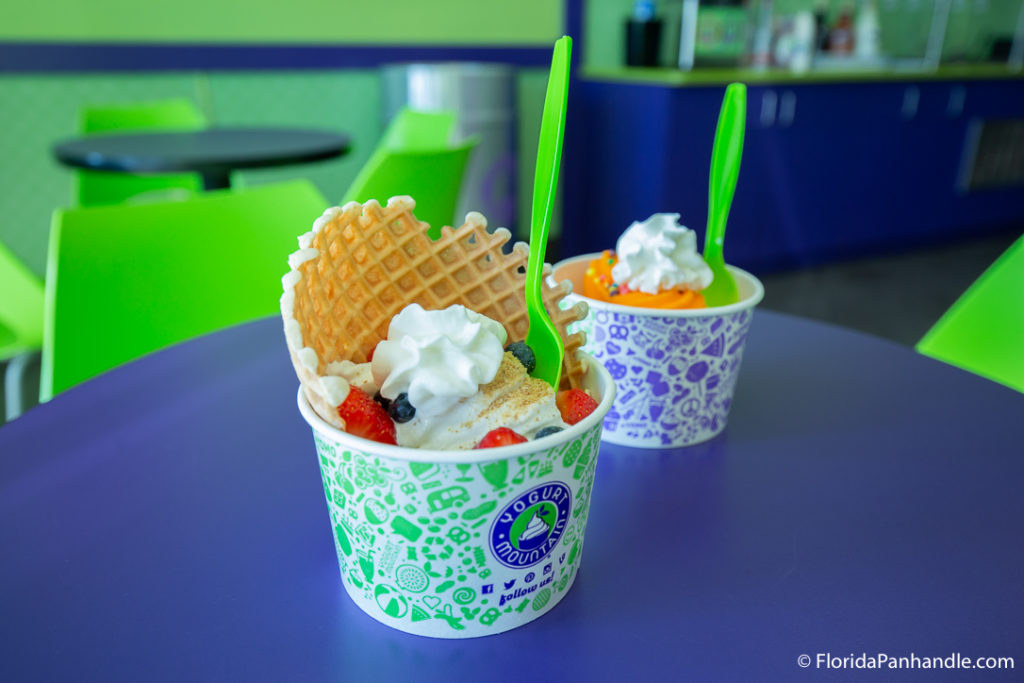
(789, 10, 816, 73)
(750, 0, 775, 69)
(626, 0, 663, 67)
(813, 0, 830, 53)
(691, 0, 749, 67)
(855, 0, 881, 60)
(678, 0, 700, 70)
(828, 3, 855, 55)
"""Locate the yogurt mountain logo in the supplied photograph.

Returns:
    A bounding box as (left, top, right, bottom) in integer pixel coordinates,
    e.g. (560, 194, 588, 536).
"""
(490, 482, 571, 569)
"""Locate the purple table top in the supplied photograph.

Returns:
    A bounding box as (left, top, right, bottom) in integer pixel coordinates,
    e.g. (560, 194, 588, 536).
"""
(2, 312, 1022, 681)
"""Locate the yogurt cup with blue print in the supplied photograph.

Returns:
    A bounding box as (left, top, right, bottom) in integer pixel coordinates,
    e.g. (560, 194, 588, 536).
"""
(553, 213, 764, 449)
(282, 197, 615, 637)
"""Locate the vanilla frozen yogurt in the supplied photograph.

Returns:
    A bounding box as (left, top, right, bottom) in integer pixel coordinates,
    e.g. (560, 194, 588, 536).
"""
(325, 303, 568, 450)
(391, 352, 567, 450)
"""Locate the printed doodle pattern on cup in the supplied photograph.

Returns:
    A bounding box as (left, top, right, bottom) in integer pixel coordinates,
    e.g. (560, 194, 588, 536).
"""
(312, 423, 603, 638)
(580, 309, 755, 448)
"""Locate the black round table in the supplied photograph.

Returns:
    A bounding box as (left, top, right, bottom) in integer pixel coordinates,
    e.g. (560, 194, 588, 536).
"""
(53, 127, 352, 190)
(1, 312, 1022, 681)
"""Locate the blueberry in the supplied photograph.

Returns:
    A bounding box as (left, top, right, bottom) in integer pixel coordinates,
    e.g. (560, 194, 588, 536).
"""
(505, 341, 536, 373)
(373, 391, 392, 411)
(388, 393, 416, 423)
(535, 426, 564, 439)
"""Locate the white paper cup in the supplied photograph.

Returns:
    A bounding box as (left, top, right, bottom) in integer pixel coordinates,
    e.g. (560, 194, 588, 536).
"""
(297, 355, 615, 638)
(553, 253, 764, 449)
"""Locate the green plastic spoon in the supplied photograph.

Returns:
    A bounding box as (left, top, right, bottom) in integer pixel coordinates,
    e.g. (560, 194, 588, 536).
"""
(702, 82, 746, 307)
(525, 35, 572, 388)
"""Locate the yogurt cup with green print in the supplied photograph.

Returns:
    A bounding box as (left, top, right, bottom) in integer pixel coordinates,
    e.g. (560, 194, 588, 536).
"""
(297, 355, 615, 639)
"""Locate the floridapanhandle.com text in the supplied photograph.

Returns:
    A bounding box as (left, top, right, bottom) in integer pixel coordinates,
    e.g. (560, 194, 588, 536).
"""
(796, 652, 1015, 671)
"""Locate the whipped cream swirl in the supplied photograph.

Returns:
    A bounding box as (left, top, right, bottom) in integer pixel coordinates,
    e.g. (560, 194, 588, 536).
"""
(371, 304, 508, 417)
(611, 213, 713, 295)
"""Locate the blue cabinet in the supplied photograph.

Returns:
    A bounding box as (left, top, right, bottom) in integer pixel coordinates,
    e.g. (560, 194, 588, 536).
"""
(562, 76, 1024, 272)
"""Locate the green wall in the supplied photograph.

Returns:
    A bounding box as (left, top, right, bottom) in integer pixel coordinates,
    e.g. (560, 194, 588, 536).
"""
(0, 72, 366, 277)
(0, 0, 566, 277)
(13, 0, 1017, 279)
(0, 68, 553, 278)
(1, 0, 561, 44)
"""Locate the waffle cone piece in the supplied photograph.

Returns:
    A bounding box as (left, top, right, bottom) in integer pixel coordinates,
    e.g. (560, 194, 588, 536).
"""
(281, 196, 589, 431)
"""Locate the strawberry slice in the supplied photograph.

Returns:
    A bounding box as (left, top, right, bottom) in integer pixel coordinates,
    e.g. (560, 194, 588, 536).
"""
(338, 386, 397, 445)
(474, 427, 528, 449)
(556, 389, 599, 426)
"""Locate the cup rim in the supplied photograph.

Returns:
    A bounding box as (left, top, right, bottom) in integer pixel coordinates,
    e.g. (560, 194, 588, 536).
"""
(297, 354, 615, 465)
(552, 252, 765, 317)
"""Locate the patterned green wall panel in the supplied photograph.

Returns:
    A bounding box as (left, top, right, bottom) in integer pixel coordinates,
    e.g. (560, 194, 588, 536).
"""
(199, 70, 381, 204)
(0, 71, 376, 278)
(0, 73, 203, 276)
(0, 68, 548, 277)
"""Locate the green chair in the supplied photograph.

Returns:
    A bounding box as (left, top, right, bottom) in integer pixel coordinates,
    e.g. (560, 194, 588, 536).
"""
(916, 233, 1024, 393)
(76, 98, 207, 207)
(342, 108, 477, 240)
(379, 108, 457, 150)
(1, 242, 44, 420)
(0, 242, 43, 361)
(41, 179, 328, 401)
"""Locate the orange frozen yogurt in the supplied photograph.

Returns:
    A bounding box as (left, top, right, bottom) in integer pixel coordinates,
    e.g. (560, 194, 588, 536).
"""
(584, 250, 707, 310)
